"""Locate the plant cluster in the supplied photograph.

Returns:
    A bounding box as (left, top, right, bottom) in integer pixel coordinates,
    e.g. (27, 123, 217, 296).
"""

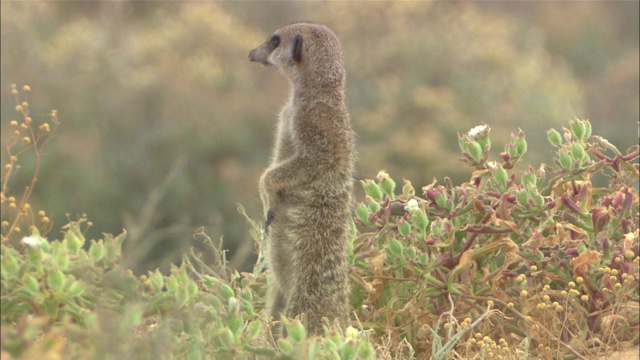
(2, 84, 59, 243)
(1, 88, 638, 359)
(351, 118, 639, 358)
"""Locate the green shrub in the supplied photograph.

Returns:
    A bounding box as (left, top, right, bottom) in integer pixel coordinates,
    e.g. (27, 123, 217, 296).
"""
(1, 87, 638, 359)
(351, 118, 639, 358)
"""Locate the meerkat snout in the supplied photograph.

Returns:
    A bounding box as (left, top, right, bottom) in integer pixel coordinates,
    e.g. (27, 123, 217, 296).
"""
(248, 32, 304, 68)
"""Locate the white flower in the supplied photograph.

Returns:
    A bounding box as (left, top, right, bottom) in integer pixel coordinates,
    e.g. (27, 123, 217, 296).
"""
(376, 170, 389, 181)
(468, 124, 489, 138)
(405, 199, 420, 212)
(21, 236, 41, 249)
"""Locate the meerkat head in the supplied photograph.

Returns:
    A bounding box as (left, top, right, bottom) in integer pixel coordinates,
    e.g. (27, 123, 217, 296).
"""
(248, 23, 345, 87)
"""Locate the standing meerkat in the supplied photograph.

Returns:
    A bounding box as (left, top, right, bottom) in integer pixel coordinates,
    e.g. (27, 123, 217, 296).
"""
(248, 23, 355, 337)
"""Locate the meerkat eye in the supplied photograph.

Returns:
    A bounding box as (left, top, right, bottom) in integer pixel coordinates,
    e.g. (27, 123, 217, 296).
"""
(268, 34, 280, 50)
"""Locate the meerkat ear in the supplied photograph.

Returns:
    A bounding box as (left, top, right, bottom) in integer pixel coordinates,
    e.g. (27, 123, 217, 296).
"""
(292, 35, 303, 63)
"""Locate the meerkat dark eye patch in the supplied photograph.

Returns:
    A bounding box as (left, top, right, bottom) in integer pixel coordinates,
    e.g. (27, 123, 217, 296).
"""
(268, 34, 280, 50)
(292, 35, 303, 63)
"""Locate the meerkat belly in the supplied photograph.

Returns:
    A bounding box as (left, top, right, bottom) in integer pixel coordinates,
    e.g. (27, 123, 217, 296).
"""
(282, 185, 351, 249)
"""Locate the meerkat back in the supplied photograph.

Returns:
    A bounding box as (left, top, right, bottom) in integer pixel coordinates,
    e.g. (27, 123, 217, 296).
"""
(249, 23, 355, 337)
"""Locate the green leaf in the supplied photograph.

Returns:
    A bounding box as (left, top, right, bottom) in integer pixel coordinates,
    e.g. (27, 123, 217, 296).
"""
(175, 286, 189, 307)
(43, 299, 59, 317)
(67, 281, 85, 297)
(47, 269, 65, 290)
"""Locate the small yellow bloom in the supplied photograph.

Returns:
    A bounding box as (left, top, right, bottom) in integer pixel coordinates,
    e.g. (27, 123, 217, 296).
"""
(23, 137, 31, 144)
(23, 85, 31, 92)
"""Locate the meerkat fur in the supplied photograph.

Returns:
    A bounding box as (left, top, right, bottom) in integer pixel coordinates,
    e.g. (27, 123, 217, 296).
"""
(248, 23, 355, 337)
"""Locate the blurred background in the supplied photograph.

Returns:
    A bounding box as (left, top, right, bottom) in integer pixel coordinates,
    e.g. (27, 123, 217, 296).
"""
(1, 1, 638, 273)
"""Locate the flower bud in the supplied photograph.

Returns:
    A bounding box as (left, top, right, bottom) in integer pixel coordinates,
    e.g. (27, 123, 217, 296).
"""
(386, 238, 403, 258)
(490, 163, 508, 191)
(584, 120, 592, 139)
(355, 203, 371, 225)
(402, 179, 415, 199)
(166, 275, 178, 292)
(286, 319, 307, 342)
(405, 246, 417, 258)
(571, 143, 585, 162)
(218, 282, 235, 300)
(377, 170, 396, 200)
(89, 240, 104, 261)
(149, 270, 164, 292)
(515, 129, 527, 152)
(547, 129, 563, 146)
(532, 193, 544, 208)
(467, 140, 483, 163)
(411, 208, 429, 236)
(361, 179, 383, 200)
(277, 338, 294, 355)
(397, 219, 412, 237)
(368, 196, 381, 213)
(570, 118, 586, 141)
(516, 190, 529, 207)
(558, 149, 572, 170)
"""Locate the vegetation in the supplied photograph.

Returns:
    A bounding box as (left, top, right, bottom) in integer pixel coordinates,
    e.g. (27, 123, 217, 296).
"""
(2, 88, 637, 359)
(1, 2, 637, 273)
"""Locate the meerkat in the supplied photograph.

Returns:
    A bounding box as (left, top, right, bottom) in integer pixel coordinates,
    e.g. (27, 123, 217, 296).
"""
(248, 23, 355, 337)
